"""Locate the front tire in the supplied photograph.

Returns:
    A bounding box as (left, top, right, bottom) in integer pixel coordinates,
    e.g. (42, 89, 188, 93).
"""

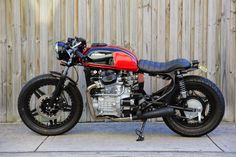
(18, 74, 83, 135)
(163, 76, 225, 137)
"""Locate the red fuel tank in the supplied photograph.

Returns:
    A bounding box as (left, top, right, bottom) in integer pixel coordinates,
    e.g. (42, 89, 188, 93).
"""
(82, 45, 139, 72)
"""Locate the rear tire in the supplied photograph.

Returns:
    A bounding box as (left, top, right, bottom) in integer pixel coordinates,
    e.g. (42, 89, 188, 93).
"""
(163, 76, 225, 137)
(18, 74, 83, 135)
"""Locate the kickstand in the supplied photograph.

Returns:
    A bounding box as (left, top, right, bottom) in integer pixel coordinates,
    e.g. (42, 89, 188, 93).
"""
(135, 119, 147, 142)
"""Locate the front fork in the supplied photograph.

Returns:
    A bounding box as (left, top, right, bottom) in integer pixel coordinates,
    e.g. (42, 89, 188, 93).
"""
(49, 66, 70, 106)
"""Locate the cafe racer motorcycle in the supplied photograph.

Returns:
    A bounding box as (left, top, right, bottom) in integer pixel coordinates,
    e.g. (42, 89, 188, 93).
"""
(18, 37, 225, 141)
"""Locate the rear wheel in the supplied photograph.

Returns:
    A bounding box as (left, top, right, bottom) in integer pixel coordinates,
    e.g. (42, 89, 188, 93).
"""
(163, 76, 225, 137)
(18, 74, 83, 135)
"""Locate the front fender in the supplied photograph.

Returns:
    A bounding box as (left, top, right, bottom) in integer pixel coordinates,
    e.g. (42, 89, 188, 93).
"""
(49, 71, 77, 86)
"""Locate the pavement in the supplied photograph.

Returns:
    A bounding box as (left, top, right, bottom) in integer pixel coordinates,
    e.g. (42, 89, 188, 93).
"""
(0, 122, 235, 157)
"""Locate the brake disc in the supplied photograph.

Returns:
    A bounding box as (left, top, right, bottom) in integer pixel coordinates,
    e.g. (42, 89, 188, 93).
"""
(36, 95, 62, 120)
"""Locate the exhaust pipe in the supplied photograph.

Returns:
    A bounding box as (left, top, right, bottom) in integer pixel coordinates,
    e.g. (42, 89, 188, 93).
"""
(86, 83, 99, 120)
(133, 107, 175, 120)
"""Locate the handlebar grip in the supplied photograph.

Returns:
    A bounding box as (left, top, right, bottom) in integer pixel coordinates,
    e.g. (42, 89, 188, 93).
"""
(75, 50, 87, 61)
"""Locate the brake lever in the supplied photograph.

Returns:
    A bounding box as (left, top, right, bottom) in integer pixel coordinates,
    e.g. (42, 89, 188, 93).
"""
(71, 41, 81, 49)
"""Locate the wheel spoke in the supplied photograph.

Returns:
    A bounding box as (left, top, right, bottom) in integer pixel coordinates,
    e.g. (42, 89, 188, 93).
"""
(54, 119, 57, 125)
(34, 89, 46, 98)
(63, 105, 72, 112)
(49, 120, 53, 126)
(31, 108, 38, 117)
(49, 119, 58, 126)
(192, 90, 207, 99)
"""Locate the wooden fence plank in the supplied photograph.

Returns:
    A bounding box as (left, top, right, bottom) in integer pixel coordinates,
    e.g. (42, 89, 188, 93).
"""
(104, 0, 111, 44)
(40, 0, 48, 74)
(86, 0, 91, 45)
(28, 0, 36, 80)
(230, 0, 236, 122)
(0, 0, 7, 122)
(8, 0, 22, 122)
(6, 0, 14, 122)
(207, 0, 217, 83)
(78, 0, 87, 50)
(137, 0, 143, 59)
(124, 0, 130, 49)
(194, 0, 201, 62)
(151, 0, 158, 92)
(35, 0, 40, 75)
(143, 0, 152, 95)
(116, 0, 124, 46)
(169, 0, 178, 59)
(91, 0, 100, 42)
(216, 0, 222, 86)
(157, 0, 166, 62)
(60, 0, 66, 41)
(190, 0, 195, 60)
(221, 0, 230, 121)
(20, 0, 28, 83)
(110, 0, 116, 45)
(99, 0, 104, 42)
(156, 0, 166, 91)
(53, 0, 61, 71)
(74, 0, 78, 37)
(182, 0, 191, 59)
(177, 0, 183, 58)
(47, 0, 54, 72)
(129, 0, 138, 53)
(193, 0, 202, 76)
(201, 0, 208, 78)
(66, 0, 74, 37)
(229, 0, 236, 121)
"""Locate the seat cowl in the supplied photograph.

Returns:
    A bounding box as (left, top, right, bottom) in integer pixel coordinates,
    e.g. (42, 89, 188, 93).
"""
(138, 59, 191, 74)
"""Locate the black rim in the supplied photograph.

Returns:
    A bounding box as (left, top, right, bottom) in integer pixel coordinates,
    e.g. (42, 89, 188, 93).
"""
(23, 82, 76, 129)
(170, 84, 216, 128)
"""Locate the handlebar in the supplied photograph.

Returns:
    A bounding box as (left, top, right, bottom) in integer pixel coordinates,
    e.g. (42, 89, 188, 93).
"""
(65, 38, 87, 62)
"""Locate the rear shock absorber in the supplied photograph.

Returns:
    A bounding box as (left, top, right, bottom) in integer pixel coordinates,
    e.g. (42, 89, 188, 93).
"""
(176, 71, 187, 98)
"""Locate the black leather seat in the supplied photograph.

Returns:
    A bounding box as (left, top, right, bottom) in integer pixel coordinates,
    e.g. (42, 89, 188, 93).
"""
(138, 59, 191, 74)
(91, 43, 108, 47)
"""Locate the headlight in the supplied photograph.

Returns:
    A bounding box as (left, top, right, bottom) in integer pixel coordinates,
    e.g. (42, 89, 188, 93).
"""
(54, 42, 70, 61)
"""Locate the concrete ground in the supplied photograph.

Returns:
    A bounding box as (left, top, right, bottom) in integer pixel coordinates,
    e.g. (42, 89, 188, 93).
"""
(0, 122, 235, 157)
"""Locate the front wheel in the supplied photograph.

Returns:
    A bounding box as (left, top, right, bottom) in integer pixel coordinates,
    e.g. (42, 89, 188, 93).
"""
(18, 74, 83, 135)
(163, 76, 225, 137)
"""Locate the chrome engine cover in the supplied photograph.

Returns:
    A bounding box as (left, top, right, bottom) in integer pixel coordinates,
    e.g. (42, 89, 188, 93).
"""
(92, 81, 131, 117)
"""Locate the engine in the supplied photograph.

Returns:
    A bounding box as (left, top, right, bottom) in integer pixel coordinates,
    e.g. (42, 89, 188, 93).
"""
(89, 70, 137, 118)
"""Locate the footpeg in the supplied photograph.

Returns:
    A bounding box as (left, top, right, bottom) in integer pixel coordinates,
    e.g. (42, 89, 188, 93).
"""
(135, 120, 147, 141)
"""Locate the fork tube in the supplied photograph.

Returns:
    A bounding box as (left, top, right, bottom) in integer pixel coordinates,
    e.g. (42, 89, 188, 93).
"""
(63, 66, 69, 76)
(50, 66, 70, 105)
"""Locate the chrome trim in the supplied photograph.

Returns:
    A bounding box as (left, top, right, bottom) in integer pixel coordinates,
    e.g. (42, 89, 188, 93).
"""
(86, 83, 98, 119)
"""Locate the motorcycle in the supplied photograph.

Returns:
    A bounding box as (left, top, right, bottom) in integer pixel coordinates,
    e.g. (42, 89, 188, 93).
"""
(18, 37, 225, 141)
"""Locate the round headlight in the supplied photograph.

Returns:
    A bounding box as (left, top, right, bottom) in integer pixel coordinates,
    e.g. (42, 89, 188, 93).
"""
(55, 42, 64, 53)
(54, 42, 70, 61)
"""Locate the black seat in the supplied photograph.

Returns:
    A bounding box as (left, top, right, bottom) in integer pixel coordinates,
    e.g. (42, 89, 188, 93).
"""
(138, 59, 191, 74)
(91, 43, 108, 47)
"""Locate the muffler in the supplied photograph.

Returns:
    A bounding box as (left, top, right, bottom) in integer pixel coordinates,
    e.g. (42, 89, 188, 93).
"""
(133, 107, 175, 120)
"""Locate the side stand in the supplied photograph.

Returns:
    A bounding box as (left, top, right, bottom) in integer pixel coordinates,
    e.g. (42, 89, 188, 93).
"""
(135, 119, 147, 141)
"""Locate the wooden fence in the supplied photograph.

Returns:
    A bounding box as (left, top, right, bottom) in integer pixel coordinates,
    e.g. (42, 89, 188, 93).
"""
(0, 0, 235, 122)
